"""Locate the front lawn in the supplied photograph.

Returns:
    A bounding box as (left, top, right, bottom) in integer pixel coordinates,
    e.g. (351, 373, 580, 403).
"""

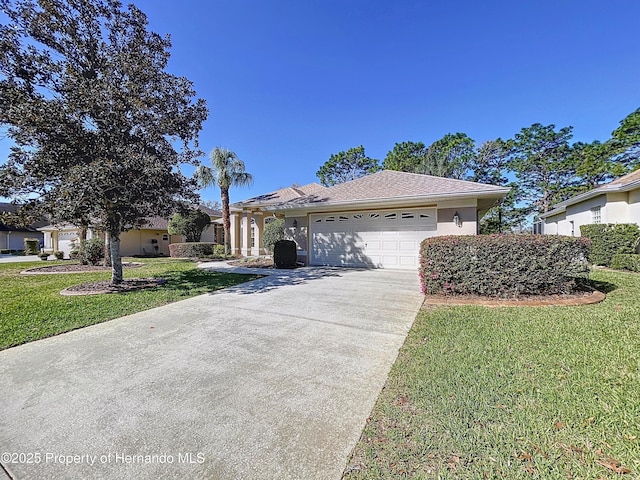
(344, 269, 640, 478)
(0, 258, 259, 350)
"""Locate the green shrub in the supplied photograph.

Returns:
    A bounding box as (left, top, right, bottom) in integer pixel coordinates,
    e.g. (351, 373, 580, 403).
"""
(24, 238, 39, 255)
(167, 209, 211, 242)
(0, 249, 9, 254)
(79, 238, 105, 265)
(169, 242, 220, 258)
(53, 250, 64, 260)
(610, 253, 640, 272)
(273, 240, 297, 269)
(213, 244, 226, 257)
(262, 218, 285, 254)
(38, 252, 50, 260)
(580, 223, 640, 266)
(419, 234, 591, 297)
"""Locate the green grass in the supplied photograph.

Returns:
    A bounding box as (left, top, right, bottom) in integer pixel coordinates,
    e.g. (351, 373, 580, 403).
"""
(344, 270, 640, 479)
(0, 258, 260, 350)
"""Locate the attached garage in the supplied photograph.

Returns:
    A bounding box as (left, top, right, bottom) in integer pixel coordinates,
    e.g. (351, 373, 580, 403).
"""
(57, 230, 79, 258)
(309, 208, 437, 269)
(230, 170, 510, 267)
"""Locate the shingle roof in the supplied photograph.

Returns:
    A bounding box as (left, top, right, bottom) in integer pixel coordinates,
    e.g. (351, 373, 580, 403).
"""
(198, 205, 222, 217)
(142, 217, 169, 230)
(0, 202, 49, 232)
(320, 170, 507, 202)
(233, 183, 328, 208)
(234, 171, 508, 211)
(606, 167, 640, 187)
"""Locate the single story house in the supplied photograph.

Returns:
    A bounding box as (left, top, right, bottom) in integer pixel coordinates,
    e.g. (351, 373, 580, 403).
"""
(229, 170, 510, 269)
(0, 202, 47, 251)
(39, 207, 223, 259)
(539, 168, 640, 236)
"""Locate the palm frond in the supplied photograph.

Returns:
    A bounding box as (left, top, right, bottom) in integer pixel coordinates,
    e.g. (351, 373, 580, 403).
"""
(194, 165, 217, 189)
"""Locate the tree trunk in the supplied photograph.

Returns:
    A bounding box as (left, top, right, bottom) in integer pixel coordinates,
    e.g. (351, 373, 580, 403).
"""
(110, 232, 123, 284)
(221, 187, 231, 255)
(103, 231, 111, 267)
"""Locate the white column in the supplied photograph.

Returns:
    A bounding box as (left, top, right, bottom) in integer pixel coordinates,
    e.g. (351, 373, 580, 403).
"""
(230, 213, 240, 255)
(242, 211, 253, 257)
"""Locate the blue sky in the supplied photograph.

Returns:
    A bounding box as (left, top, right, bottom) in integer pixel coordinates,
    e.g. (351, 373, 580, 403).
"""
(2, 0, 640, 204)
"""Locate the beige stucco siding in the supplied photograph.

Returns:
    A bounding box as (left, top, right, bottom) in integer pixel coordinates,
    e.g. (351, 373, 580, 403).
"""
(544, 195, 605, 236)
(565, 195, 605, 235)
(543, 212, 566, 235)
(116, 229, 172, 256)
(436, 207, 477, 236)
(605, 192, 630, 223)
(284, 216, 308, 263)
(629, 187, 640, 223)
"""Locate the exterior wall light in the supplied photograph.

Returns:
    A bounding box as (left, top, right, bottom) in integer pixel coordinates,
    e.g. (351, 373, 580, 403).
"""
(292, 219, 298, 228)
(453, 211, 461, 227)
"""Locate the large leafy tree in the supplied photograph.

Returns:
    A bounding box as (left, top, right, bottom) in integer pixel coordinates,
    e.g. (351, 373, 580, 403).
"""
(417, 133, 475, 179)
(167, 208, 211, 242)
(195, 147, 253, 255)
(382, 141, 427, 173)
(570, 140, 625, 191)
(467, 139, 525, 233)
(508, 123, 576, 214)
(0, 0, 207, 283)
(316, 145, 380, 186)
(611, 107, 640, 170)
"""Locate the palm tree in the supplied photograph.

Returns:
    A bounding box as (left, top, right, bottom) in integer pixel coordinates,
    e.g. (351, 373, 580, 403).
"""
(195, 147, 253, 255)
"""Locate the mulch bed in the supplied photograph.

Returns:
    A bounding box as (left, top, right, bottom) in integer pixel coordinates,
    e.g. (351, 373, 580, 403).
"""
(423, 289, 606, 307)
(22, 262, 143, 274)
(60, 278, 166, 296)
(227, 259, 277, 269)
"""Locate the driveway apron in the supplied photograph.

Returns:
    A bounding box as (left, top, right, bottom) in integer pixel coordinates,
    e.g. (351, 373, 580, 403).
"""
(0, 266, 424, 479)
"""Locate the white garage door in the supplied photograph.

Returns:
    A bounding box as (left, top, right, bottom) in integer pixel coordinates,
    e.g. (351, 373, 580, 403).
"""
(57, 231, 79, 259)
(309, 208, 437, 269)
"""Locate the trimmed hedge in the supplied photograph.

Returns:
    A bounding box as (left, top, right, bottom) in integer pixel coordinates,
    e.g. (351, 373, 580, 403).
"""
(579, 223, 640, 266)
(169, 242, 220, 258)
(419, 234, 591, 297)
(274, 240, 297, 268)
(611, 254, 640, 272)
(24, 238, 39, 255)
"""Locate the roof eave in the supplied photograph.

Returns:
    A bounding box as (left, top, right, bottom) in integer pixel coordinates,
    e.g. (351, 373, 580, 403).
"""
(262, 188, 510, 213)
(540, 179, 640, 218)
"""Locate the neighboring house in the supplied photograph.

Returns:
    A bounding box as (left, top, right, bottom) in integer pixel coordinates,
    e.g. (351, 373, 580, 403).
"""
(539, 168, 640, 236)
(0, 202, 47, 251)
(198, 205, 224, 244)
(229, 170, 510, 269)
(38, 207, 223, 259)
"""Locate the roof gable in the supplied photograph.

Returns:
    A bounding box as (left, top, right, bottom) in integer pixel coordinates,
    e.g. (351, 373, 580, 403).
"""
(606, 167, 640, 187)
(198, 205, 222, 217)
(320, 170, 507, 202)
(233, 183, 328, 208)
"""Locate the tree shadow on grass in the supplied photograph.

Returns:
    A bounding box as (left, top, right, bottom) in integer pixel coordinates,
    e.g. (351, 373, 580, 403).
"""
(588, 278, 618, 294)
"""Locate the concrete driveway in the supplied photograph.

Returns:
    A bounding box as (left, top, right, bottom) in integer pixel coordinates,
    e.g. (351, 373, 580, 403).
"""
(0, 266, 424, 480)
